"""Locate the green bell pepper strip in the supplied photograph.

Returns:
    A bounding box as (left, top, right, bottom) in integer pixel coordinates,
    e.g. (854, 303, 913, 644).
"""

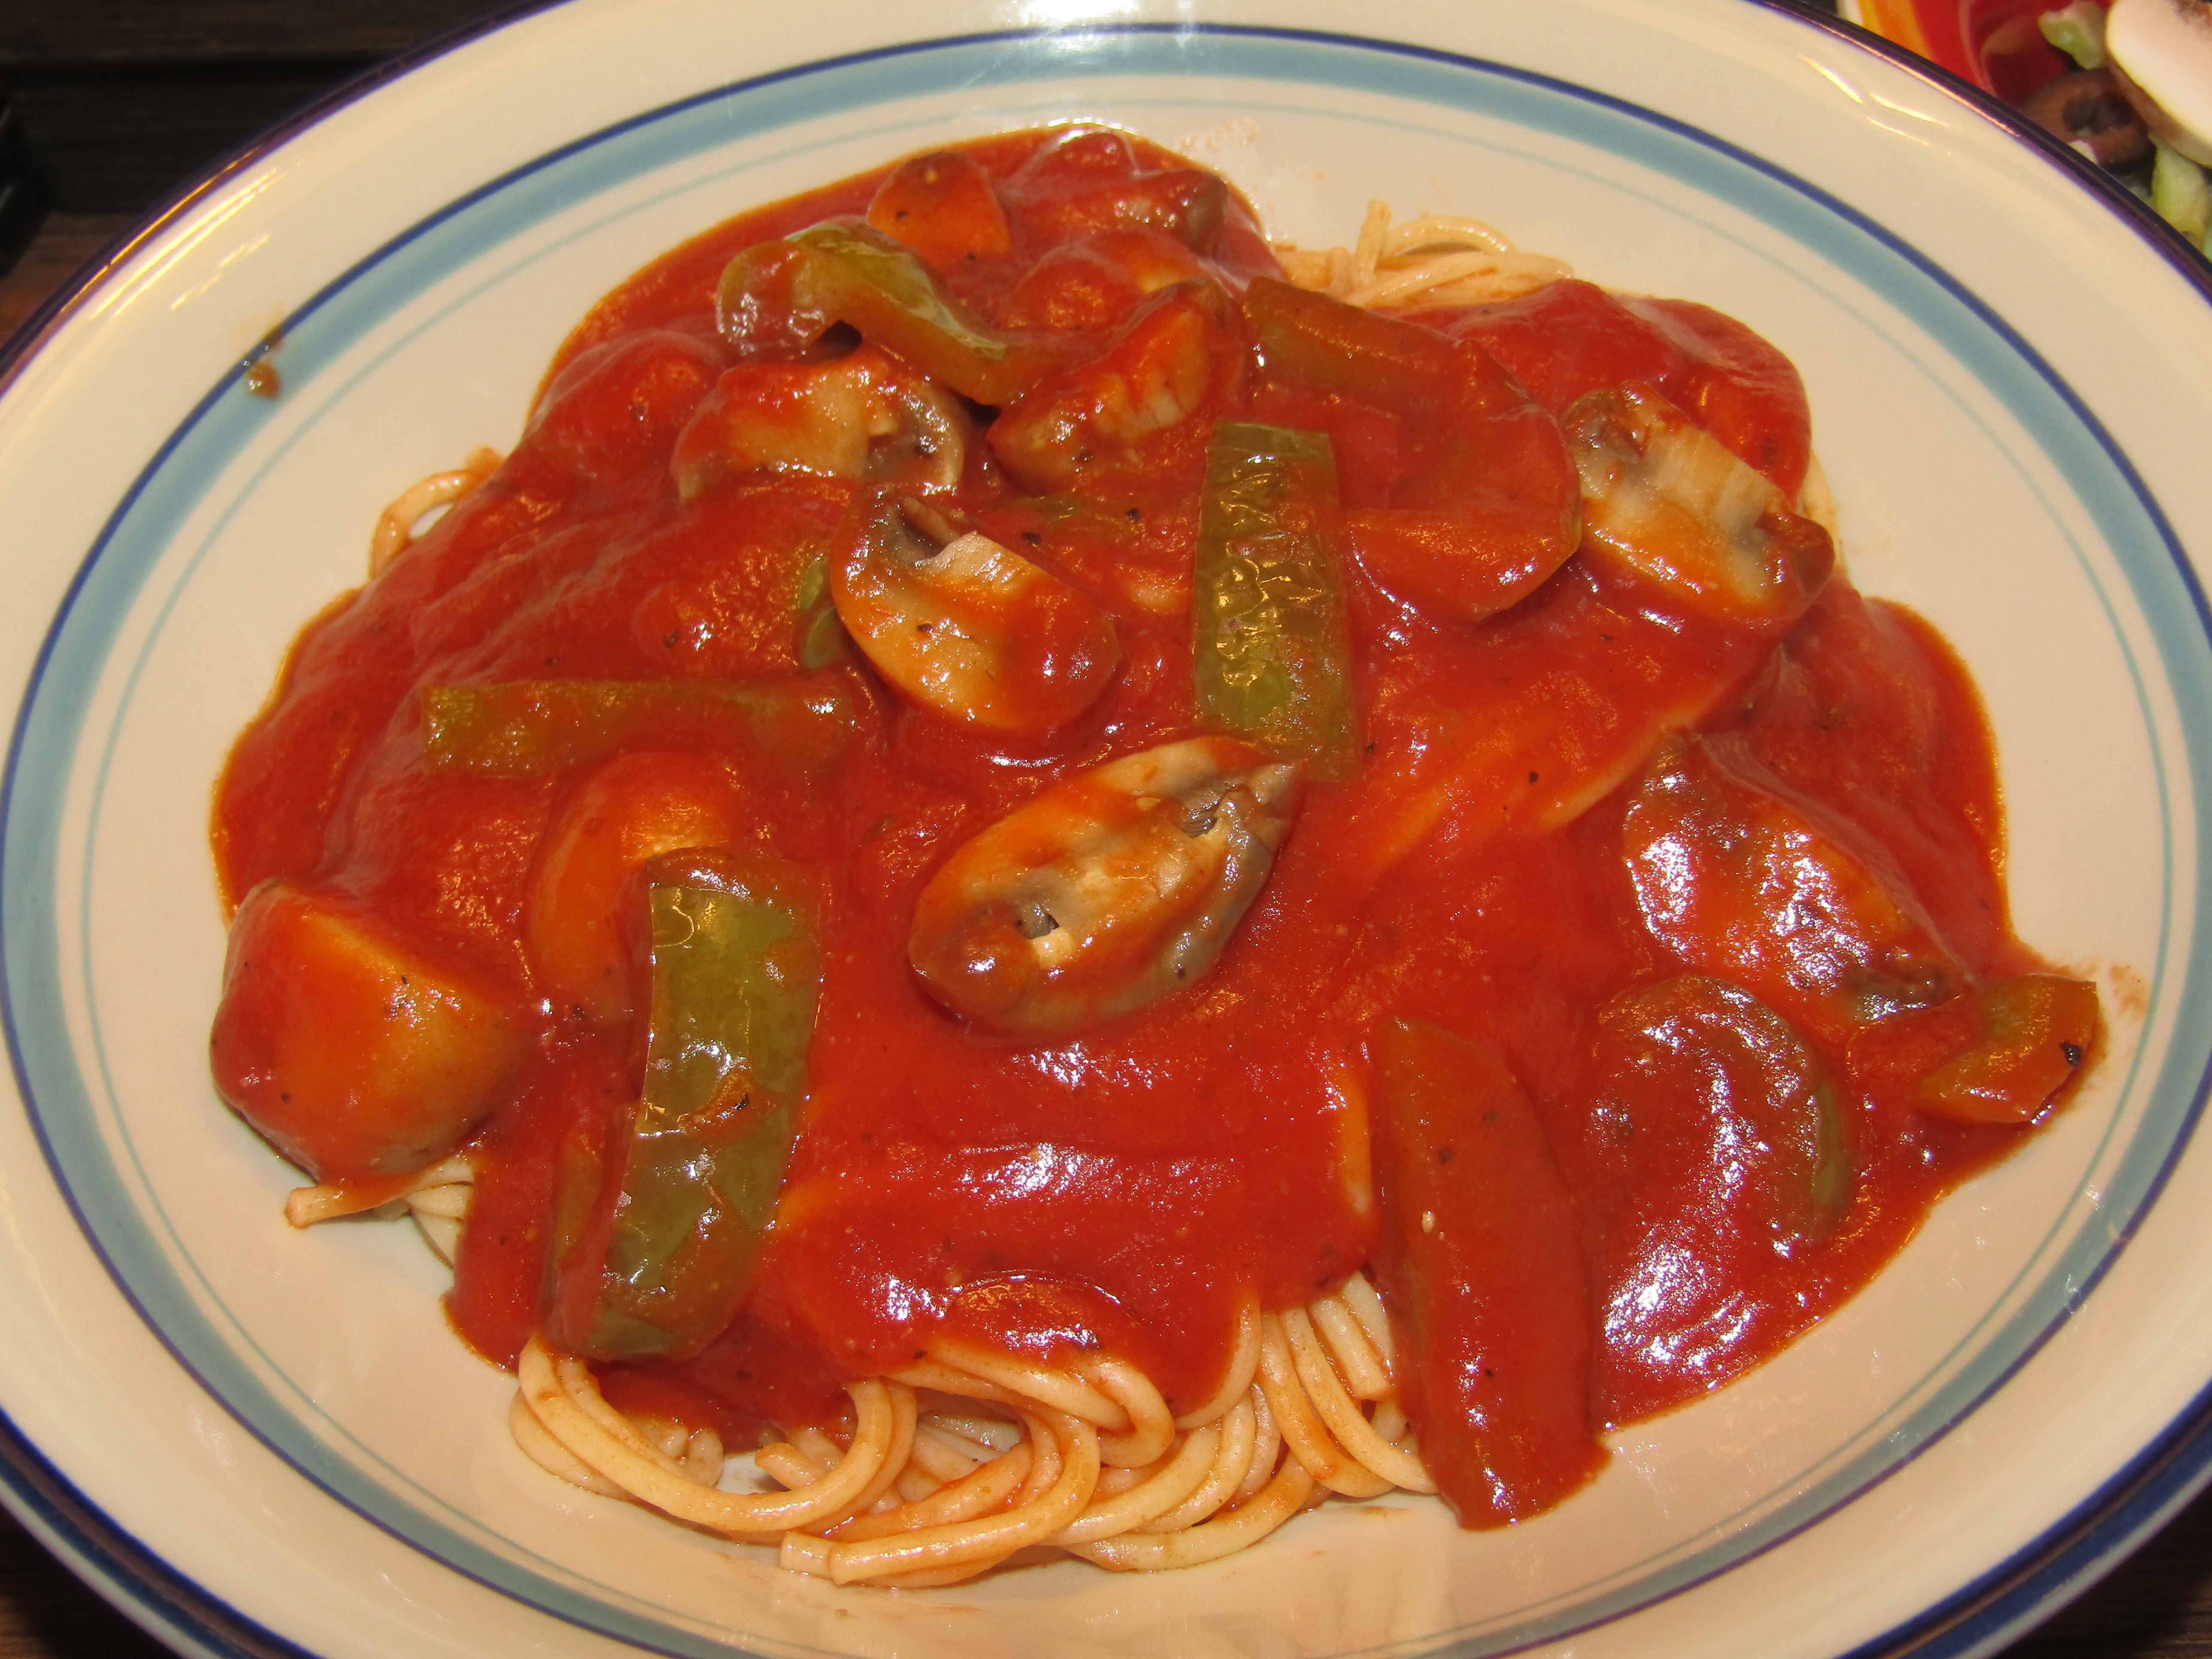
(717, 220, 1060, 406)
(1191, 421, 1361, 782)
(1919, 974, 2101, 1122)
(1242, 276, 1454, 407)
(1597, 975, 1854, 1245)
(582, 849, 822, 1360)
(790, 554, 848, 671)
(420, 674, 851, 779)
(1848, 972, 2101, 1126)
(1369, 1018, 1606, 1524)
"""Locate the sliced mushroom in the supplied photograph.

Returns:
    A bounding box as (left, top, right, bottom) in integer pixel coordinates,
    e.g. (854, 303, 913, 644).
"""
(909, 736, 1302, 1036)
(1243, 277, 1582, 625)
(997, 228, 1215, 331)
(989, 283, 1234, 494)
(1563, 385, 1832, 631)
(523, 751, 750, 1027)
(866, 149, 1016, 267)
(1003, 128, 1231, 254)
(2107, 0, 2212, 165)
(831, 493, 1119, 732)
(671, 346, 969, 499)
(210, 881, 527, 1184)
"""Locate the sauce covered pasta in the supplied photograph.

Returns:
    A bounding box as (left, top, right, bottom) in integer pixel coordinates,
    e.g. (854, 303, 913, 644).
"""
(208, 125, 2099, 1583)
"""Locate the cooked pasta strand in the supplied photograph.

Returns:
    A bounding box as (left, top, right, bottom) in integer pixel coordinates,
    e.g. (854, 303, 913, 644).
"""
(515, 1263, 1423, 1583)
(1069, 1458, 1319, 1572)
(1384, 212, 1516, 257)
(1088, 1357, 1176, 1467)
(920, 1408, 1023, 1454)
(757, 1443, 830, 1491)
(403, 1182, 473, 1221)
(1280, 1307, 1434, 1494)
(908, 1422, 991, 1483)
(1339, 1270, 1396, 1370)
(889, 1358, 1027, 1411)
(1347, 249, 1573, 310)
(1309, 1288, 1392, 1400)
(285, 1155, 473, 1227)
(847, 1387, 920, 1515)
(629, 1414, 723, 1486)
(1236, 1385, 1283, 1504)
(829, 1443, 1033, 1542)
(1052, 1425, 1220, 1544)
(1275, 202, 1571, 306)
(1003, 1404, 1062, 1502)
(1255, 1314, 1393, 1499)
(1140, 1393, 1257, 1533)
(682, 1427, 724, 1485)
(1370, 1395, 1411, 1445)
(788, 1426, 845, 1469)
(515, 1337, 899, 1536)
(926, 1337, 1131, 1429)
(508, 1392, 626, 1498)
(368, 447, 501, 575)
(894, 1464, 945, 1503)
(1351, 199, 1391, 289)
(827, 1409, 1099, 1586)
(1171, 1294, 1263, 1428)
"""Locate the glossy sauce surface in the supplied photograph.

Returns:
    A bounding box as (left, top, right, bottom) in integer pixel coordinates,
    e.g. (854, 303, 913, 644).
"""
(210, 128, 2085, 1522)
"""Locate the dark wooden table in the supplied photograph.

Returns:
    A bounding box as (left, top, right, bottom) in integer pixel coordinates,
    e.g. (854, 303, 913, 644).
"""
(5, 3, 2212, 1656)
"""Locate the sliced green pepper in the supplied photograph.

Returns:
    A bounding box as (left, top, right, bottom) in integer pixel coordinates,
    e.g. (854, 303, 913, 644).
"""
(1848, 972, 2101, 1126)
(2153, 139, 2212, 243)
(1243, 275, 1455, 404)
(1918, 975, 2100, 1122)
(1583, 974, 1853, 1417)
(1369, 1019, 1605, 1525)
(790, 554, 847, 671)
(1595, 975, 1853, 1246)
(1244, 279, 1583, 626)
(420, 674, 851, 779)
(718, 220, 1060, 405)
(2038, 0, 2106, 69)
(582, 848, 821, 1360)
(1191, 421, 1361, 781)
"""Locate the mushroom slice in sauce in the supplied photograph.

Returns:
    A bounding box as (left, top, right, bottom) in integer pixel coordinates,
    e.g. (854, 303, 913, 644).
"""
(830, 493, 1121, 732)
(672, 346, 969, 498)
(909, 736, 1302, 1037)
(1563, 384, 1832, 631)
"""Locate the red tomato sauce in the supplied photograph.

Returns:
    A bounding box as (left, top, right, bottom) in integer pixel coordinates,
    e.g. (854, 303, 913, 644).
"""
(209, 127, 2096, 1527)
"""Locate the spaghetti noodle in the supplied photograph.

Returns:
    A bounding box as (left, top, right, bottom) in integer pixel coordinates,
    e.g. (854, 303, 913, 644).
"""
(508, 1276, 1410, 1584)
(365, 447, 503, 576)
(1272, 198, 1574, 306)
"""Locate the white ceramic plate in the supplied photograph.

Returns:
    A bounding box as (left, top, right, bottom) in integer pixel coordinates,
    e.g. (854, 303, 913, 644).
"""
(5, 1, 2212, 1654)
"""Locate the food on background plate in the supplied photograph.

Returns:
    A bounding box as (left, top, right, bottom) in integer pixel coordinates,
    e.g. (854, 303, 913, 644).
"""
(207, 125, 2100, 1586)
(1846, 0, 2212, 251)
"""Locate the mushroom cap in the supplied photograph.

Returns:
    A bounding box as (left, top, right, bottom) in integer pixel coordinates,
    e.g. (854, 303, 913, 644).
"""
(2107, 0, 2212, 165)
